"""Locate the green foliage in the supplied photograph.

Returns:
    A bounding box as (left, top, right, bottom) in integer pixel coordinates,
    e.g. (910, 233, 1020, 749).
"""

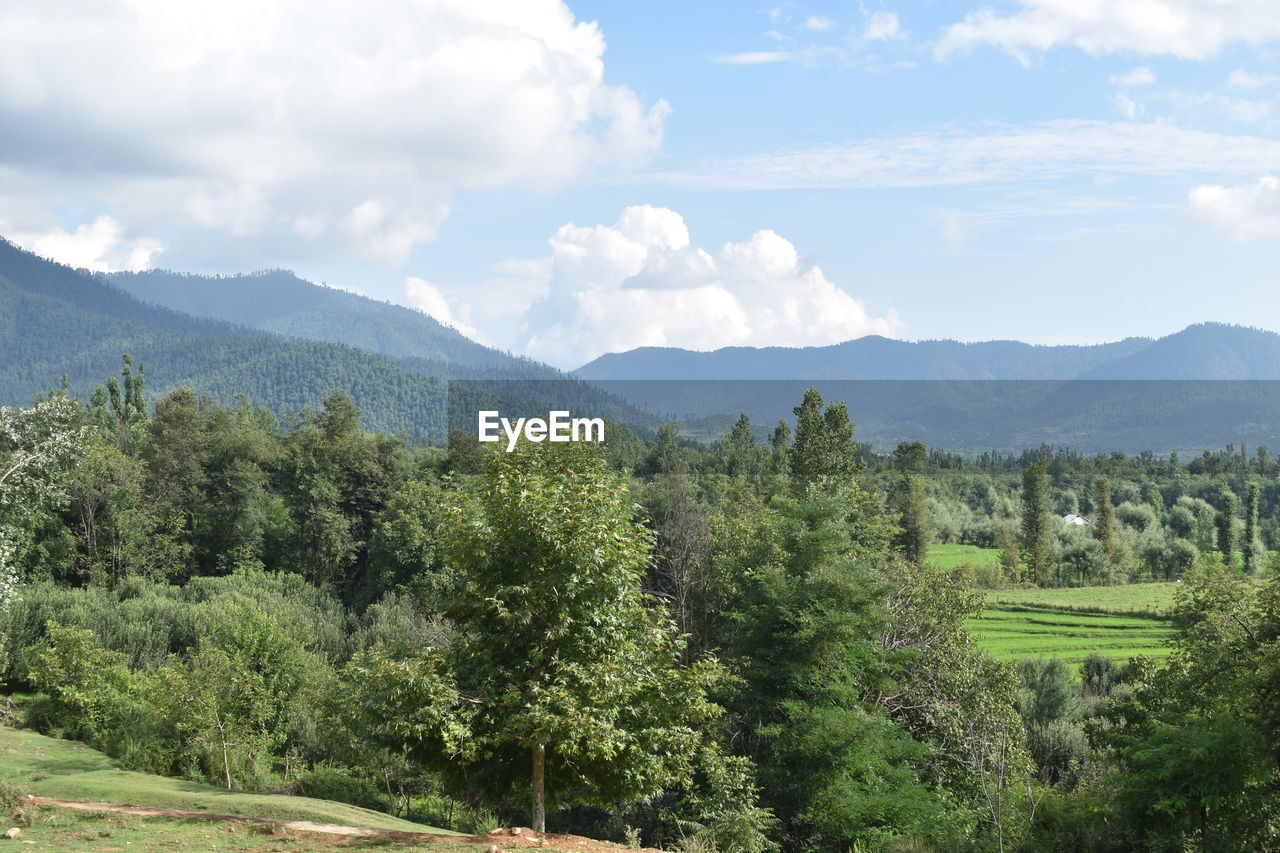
(440, 442, 724, 815)
(1020, 463, 1052, 584)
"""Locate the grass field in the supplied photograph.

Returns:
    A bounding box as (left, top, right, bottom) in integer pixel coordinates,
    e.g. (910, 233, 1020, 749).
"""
(0, 806, 466, 852)
(986, 582, 1180, 617)
(0, 725, 455, 835)
(970, 583, 1179, 664)
(928, 544, 1001, 571)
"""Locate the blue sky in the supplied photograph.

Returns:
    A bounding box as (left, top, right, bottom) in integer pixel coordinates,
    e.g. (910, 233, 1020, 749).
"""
(3, 1, 1280, 367)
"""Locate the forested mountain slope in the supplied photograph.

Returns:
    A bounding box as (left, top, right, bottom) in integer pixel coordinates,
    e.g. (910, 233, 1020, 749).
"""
(0, 239, 448, 437)
(110, 267, 548, 377)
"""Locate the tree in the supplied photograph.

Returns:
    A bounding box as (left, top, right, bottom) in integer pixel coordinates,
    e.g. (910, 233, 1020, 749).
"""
(892, 473, 929, 566)
(729, 487, 963, 850)
(1020, 464, 1052, 584)
(1243, 482, 1263, 575)
(1215, 489, 1237, 568)
(719, 413, 757, 479)
(0, 396, 89, 665)
(790, 388, 855, 489)
(1093, 476, 1118, 565)
(435, 443, 722, 831)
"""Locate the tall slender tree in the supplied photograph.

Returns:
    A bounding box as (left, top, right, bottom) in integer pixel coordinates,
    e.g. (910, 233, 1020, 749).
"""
(1215, 488, 1238, 568)
(1244, 482, 1262, 575)
(1020, 463, 1053, 585)
(1093, 476, 1118, 565)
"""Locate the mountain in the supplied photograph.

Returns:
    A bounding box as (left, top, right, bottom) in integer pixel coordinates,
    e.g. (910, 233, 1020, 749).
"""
(575, 325, 1280, 380)
(109, 268, 548, 378)
(0, 239, 657, 440)
(0, 239, 444, 437)
(106, 266, 658, 430)
(575, 325, 1280, 453)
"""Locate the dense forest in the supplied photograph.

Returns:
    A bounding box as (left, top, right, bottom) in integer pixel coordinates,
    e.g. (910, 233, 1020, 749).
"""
(2, 366, 1280, 851)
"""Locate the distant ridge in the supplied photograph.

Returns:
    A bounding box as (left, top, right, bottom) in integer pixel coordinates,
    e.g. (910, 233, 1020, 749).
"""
(574, 324, 1280, 380)
(110, 268, 551, 379)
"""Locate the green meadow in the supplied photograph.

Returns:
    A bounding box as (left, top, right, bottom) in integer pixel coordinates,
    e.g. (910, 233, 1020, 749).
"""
(970, 582, 1179, 663)
(928, 543, 1002, 571)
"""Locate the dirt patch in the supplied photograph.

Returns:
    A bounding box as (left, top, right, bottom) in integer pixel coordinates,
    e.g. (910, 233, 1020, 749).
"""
(470, 827, 661, 852)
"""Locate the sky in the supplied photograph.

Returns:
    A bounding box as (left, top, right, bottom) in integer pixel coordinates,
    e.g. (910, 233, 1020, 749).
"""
(3, 0, 1280, 369)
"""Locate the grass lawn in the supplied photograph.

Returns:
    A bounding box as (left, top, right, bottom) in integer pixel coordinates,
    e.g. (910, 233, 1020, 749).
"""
(0, 806, 467, 852)
(0, 725, 456, 835)
(969, 582, 1179, 664)
(928, 544, 1001, 571)
(986, 582, 1180, 617)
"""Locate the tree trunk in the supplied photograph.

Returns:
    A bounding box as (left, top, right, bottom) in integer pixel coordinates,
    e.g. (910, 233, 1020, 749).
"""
(531, 744, 546, 833)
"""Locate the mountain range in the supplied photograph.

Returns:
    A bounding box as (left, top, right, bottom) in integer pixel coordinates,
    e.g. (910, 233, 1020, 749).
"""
(4, 232, 1280, 452)
(575, 324, 1280, 380)
(0, 239, 649, 439)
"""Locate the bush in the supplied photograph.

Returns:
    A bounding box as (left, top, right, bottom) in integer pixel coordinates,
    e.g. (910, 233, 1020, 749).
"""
(4, 571, 348, 684)
(292, 768, 381, 811)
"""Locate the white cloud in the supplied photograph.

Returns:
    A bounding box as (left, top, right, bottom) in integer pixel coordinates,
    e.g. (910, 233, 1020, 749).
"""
(1228, 69, 1278, 89)
(933, 209, 971, 252)
(714, 50, 797, 64)
(938, 0, 1280, 62)
(1189, 175, 1280, 241)
(805, 15, 834, 31)
(645, 120, 1280, 189)
(1159, 90, 1272, 122)
(1113, 94, 1140, 119)
(1111, 67, 1157, 86)
(436, 205, 902, 368)
(0, 0, 667, 269)
(864, 11, 905, 41)
(11, 215, 161, 272)
(404, 277, 482, 341)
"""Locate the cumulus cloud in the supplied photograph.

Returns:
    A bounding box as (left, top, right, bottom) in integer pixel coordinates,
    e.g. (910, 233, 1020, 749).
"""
(429, 206, 901, 368)
(937, 0, 1280, 62)
(1189, 175, 1280, 241)
(11, 215, 161, 272)
(805, 15, 834, 31)
(0, 0, 667, 269)
(404, 277, 483, 341)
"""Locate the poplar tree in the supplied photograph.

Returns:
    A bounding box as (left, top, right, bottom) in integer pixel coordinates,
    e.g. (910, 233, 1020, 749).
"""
(1215, 488, 1238, 568)
(1244, 482, 1262, 575)
(1093, 476, 1118, 564)
(790, 388, 855, 489)
(1020, 464, 1052, 585)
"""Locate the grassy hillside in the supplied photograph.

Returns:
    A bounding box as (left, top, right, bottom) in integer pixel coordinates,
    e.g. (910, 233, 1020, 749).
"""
(0, 725, 453, 834)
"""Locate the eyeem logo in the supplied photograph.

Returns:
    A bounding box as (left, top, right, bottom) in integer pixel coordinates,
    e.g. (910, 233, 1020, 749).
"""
(478, 411, 605, 452)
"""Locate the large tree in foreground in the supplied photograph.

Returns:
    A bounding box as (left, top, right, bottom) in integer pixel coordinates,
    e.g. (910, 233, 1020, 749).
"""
(353, 442, 723, 833)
